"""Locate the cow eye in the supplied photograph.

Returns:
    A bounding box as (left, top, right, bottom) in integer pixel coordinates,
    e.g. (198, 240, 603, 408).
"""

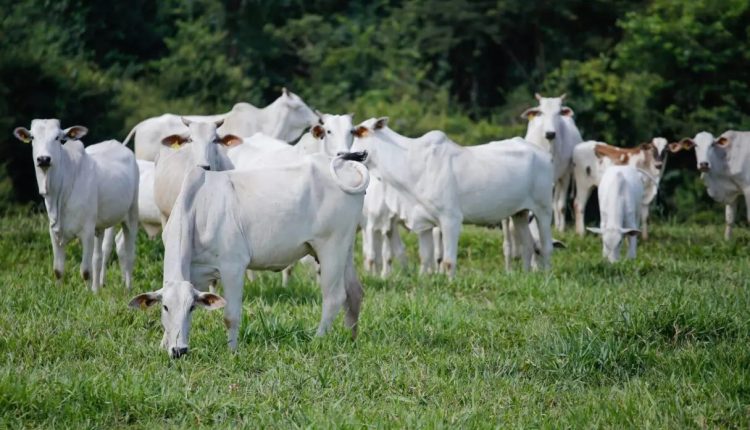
(327, 130, 332, 135)
(163, 305, 169, 312)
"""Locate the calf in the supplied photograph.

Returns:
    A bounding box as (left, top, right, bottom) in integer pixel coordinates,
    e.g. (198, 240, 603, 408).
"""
(129, 153, 369, 357)
(586, 149, 643, 263)
(13, 119, 138, 292)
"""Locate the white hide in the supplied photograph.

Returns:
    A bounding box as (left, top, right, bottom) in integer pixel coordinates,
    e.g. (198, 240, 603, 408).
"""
(586, 163, 643, 263)
(573, 137, 668, 238)
(123, 88, 318, 161)
(352, 118, 555, 278)
(13, 119, 139, 292)
(684, 131, 750, 240)
(521, 94, 583, 232)
(360, 175, 408, 277)
(129, 153, 369, 357)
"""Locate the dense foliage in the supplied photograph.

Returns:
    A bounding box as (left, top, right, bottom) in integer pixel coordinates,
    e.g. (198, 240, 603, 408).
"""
(1, 0, 749, 219)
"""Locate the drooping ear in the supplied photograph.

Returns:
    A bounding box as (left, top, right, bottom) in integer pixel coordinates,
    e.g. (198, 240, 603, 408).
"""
(715, 136, 730, 148)
(195, 292, 226, 311)
(13, 127, 32, 143)
(64, 126, 88, 140)
(161, 134, 189, 148)
(586, 227, 602, 235)
(680, 138, 695, 150)
(218, 134, 242, 147)
(129, 292, 162, 309)
(520, 107, 541, 120)
(620, 228, 641, 237)
(181, 117, 192, 127)
(311, 124, 325, 139)
(668, 142, 682, 153)
(352, 126, 369, 138)
(374, 117, 388, 130)
(560, 106, 574, 117)
(214, 119, 225, 129)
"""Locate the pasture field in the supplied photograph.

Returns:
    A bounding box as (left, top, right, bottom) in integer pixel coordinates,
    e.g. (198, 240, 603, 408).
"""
(0, 210, 748, 428)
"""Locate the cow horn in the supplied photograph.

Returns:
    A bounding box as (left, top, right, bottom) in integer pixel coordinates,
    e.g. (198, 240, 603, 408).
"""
(534, 93, 542, 101)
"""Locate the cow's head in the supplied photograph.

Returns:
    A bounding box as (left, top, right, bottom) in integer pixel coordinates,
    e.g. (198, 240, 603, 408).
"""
(646, 137, 669, 170)
(307, 113, 355, 156)
(351, 117, 389, 156)
(586, 227, 640, 263)
(684, 131, 729, 173)
(521, 93, 574, 145)
(129, 281, 226, 358)
(13, 119, 88, 194)
(161, 119, 241, 170)
(276, 87, 319, 140)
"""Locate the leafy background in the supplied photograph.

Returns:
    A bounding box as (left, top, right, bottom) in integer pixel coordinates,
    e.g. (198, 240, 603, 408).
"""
(1, 0, 749, 219)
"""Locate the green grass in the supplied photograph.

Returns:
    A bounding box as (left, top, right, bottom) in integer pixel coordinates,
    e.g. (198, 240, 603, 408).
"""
(1, 211, 749, 428)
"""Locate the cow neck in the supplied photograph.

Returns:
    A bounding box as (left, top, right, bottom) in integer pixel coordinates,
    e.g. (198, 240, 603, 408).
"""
(262, 97, 295, 142)
(43, 142, 84, 241)
(162, 170, 201, 283)
(368, 128, 424, 195)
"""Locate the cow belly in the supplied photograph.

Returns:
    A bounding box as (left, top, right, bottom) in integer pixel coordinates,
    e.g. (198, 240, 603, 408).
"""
(247, 242, 311, 270)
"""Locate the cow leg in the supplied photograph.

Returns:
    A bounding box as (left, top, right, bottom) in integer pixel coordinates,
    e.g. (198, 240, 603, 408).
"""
(380, 230, 392, 278)
(100, 227, 116, 284)
(432, 227, 443, 271)
(363, 225, 380, 274)
(640, 203, 650, 241)
(501, 218, 512, 271)
(439, 219, 462, 278)
(221, 268, 245, 351)
(245, 270, 256, 282)
(574, 183, 593, 236)
(725, 200, 738, 241)
(116, 208, 138, 291)
(532, 210, 553, 271)
(343, 249, 364, 339)
(554, 173, 571, 232)
(627, 234, 638, 259)
(389, 219, 408, 269)
(49, 227, 66, 284)
(91, 232, 104, 293)
(417, 230, 435, 275)
(315, 244, 348, 337)
(510, 212, 533, 271)
(281, 263, 294, 287)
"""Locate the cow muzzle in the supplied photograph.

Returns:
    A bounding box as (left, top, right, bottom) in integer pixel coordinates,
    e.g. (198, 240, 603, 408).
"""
(170, 346, 189, 359)
(200, 165, 211, 171)
(545, 131, 556, 140)
(36, 156, 52, 168)
(698, 162, 710, 172)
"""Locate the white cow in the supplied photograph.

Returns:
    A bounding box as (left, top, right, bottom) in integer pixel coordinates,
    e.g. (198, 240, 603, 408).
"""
(521, 93, 583, 231)
(129, 152, 370, 357)
(678, 131, 750, 240)
(13, 119, 139, 292)
(360, 175, 408, 277)
(229, 114, 356, 286)
(352, 117, 554, 277)
(123, 88, 318, 161)
(153, 119, 241, 223)
(586, 153, 643, 263)
(573, 137, 669, 238)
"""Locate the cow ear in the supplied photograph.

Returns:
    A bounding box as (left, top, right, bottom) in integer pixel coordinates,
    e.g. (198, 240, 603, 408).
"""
(534, 92, 543, 101)
(680, 138, 695, 150)
(668, 142, 682, 153)
(352, 126, 369, 138)
(218, 134, 242, 147)
(620, 228, 641, 237)
(64, 126, 88, 140)
(618, 153, 629, 164)
(560, 106, 574, 117)
(162, 135, 188, 148)
(639, 142, 653, 151)
(311, 124, 325, 139)
(374, 117, 388, 130)
(195, 292, 226, 311)
(214, 119, 225, 129)
(13, 127, 32, 143)
(586, 227, 602, 235)
(181, 117, 192, 127)
(129, 292, 161, 309)
(520, 108, 540, 120)
(715, 136, 730, 148)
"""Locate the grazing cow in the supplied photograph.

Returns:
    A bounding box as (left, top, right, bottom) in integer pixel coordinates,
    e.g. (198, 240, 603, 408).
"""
(123, 88, 318, 161)
(13, 119, 138, 292)
(352, 117, 554, 277)
(153, 119, 241, 223)
(573, 137, 668, 238)
(228, 114, 355, 286)
(676, 131, 750, 240)
(129, 152, 370, 357)
(521, 93, 583, 231)
(586, 150, 644, 263)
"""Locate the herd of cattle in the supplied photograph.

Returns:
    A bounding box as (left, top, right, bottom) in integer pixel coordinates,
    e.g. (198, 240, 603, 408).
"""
(12, 89, 748, 358)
